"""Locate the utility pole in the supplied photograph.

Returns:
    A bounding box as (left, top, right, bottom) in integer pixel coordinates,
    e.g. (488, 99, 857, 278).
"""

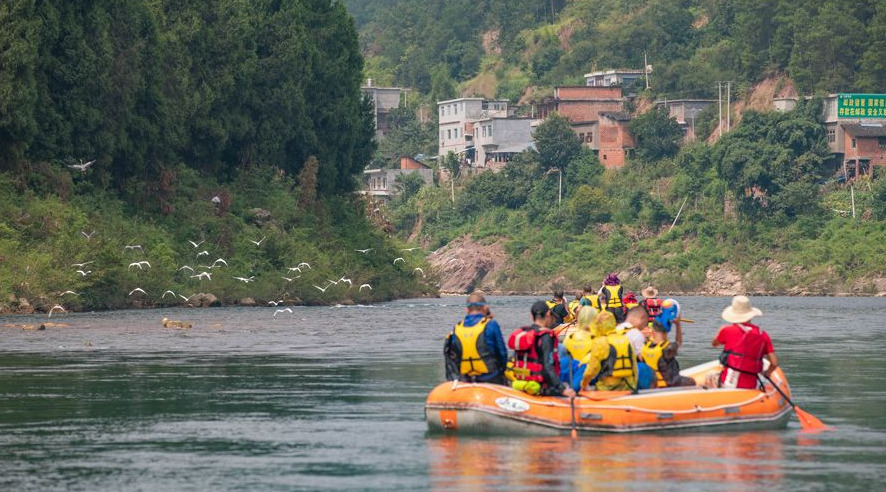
(726, 81, 731, 131)
(719, 81, 723, 136)
(644, 51, 650, 90)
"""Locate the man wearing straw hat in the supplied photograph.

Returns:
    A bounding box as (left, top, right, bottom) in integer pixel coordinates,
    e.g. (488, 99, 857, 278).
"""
(712, 295, 779, 389)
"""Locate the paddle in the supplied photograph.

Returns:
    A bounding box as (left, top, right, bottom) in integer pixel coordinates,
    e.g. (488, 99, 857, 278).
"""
(568, 359, 578, 438)
(760, 374, 831, 432)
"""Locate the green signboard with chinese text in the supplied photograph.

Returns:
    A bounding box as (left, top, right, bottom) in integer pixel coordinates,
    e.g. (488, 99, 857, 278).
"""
(838, 93, 886, 118)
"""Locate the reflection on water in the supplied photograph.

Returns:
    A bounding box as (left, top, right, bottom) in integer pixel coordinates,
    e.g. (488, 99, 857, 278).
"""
(0, 296, 885, 490)
(430, 432, 785, 491)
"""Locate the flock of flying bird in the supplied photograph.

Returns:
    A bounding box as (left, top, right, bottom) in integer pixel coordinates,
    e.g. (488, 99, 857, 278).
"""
(51, 159, 429, 319)
(51, 227, 427, 320)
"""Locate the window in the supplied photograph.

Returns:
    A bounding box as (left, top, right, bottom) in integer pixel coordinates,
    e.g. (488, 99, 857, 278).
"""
(440, 107, 444, 116)
(454, 104, 458, 115)
(827, 129, 835, 143)
(441, 130, 444, 141)
(455, 128, 459, 138)
(586, 132, 593, 143)
(880, 137, 886, 149)
(579, 133, 585, 142)
(851, 138, 856, 149)
(447, 129, 451, 139)
(488, 125, 493, 138)
(382, 177, 386, 189)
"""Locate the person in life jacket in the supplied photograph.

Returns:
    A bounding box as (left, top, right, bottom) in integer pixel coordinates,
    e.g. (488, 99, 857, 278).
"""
(642, 320, 696, 388)
(616, 306, 654, 390)
(640, 286, 664, 319)
(623, 291, 639, 310)
(444, 292, 508, 385)
(560, 306, 599, 392)
(578, 311, 637, 392)
(506, 301, 575, 397)
(545, 290, 573, 325)
(711, 296, 779, 389)
(598, 273, 627, 323)
(579, 284, 602, 312)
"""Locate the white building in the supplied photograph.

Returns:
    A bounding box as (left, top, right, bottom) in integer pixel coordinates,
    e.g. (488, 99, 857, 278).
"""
(584, 69, 646, 90)
(437, 98, 509, 163)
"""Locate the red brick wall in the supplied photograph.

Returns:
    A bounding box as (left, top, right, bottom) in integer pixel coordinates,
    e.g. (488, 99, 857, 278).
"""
(597, 120, 634, 168)
(844, 133, 886, 167)
(557, 100, 623, 123)
(556, 86, 622, 99)
(598, 148, 627, 168)
(400, 156, 429, 170)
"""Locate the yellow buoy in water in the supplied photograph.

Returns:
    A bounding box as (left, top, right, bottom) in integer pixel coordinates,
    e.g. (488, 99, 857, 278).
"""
(161, 317, 192, 329)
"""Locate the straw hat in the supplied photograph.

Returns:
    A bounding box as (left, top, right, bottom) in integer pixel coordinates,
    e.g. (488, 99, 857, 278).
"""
(641, 286, 658, 298)
(721, 295, 763, 324)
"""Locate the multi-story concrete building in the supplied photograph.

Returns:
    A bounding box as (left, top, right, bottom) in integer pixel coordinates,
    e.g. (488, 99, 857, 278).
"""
(360, 79, 408, 139)
(776, 93, 886, 178)
(471, 117, 533, 168)
(437, 97, 510, 164)
(653, 99, 716, 141)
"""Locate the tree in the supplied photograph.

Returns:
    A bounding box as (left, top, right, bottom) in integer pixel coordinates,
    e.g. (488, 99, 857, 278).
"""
(565, 148, 603, 197)
(393, 171, 426, 204)
(533, 114, 582, 172)
(567, 185, 610, 232)
(628, 107, 683, 161)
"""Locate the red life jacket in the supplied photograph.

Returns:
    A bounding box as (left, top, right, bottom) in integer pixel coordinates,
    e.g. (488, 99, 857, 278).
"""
(507, 326, 559, 384)
(642, 297, 664, 317)
(719, 324, 767, 375)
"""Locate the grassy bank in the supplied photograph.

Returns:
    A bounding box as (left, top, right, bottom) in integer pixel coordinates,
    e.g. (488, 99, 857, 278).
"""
(0, 165, 434, 313)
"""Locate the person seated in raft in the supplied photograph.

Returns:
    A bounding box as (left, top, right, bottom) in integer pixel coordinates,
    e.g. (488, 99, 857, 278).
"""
(598, 273, 628, 323)
(640, 286, 664, 325)
(579, 284, 601, 312)
(711, 295, 779, 389)
(616, 306, 654, 390)
(546, 290, 572, 325)
(642, 320, 696, 388)
(623, 291, 640, 309)
(444, 292, 508, 385)
(567, 291, 582, 320)
(579, 311, 638, 392)
(506, 301, 575, 397)
(560, 305, 599, 392)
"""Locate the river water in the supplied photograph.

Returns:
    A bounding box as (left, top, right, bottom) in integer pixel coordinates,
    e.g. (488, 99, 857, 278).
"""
(0, 296, 884, 491)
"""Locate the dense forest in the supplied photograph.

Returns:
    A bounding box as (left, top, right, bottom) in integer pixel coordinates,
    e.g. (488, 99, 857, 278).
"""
(345, 0, 886, 99)
(0, 0, 432, 312)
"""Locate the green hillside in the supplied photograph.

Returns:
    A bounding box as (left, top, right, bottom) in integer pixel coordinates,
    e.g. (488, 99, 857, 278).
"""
(345, 0, 886, 99)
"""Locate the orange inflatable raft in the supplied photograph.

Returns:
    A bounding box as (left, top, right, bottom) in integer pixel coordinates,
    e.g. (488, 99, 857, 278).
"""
(426, 361, 793, 434)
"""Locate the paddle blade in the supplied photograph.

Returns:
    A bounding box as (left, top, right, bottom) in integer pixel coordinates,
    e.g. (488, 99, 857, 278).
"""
(794, 405, 832, 432)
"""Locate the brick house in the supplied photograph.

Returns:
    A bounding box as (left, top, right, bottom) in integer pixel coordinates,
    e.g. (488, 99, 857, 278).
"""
(598, 112, 635, 168)
(776, 93, 886, 178)
(532, 86, 635, 168)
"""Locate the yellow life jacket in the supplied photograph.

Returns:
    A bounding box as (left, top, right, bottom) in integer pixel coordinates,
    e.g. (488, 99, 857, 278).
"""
(582, 294, 601, 310)
(564, 330, 594, 361)
(454, 317, 492, 377)
(568, 299, 580, 317)
(642, 339, 670, 388)
(602, 285, 624, 310)
(603, 331, 635, 379)
(546, 299, 574, 323)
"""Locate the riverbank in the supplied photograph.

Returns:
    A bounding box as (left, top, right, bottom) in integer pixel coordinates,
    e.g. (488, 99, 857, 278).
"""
(0, 167, 436, 314)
